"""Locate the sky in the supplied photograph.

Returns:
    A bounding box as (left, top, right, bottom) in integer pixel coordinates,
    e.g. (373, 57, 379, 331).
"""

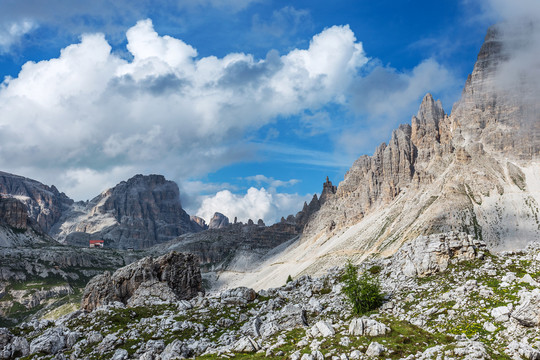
(0, 0, 537, 225)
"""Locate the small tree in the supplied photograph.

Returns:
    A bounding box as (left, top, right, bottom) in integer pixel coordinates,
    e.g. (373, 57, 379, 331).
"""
(286, 274, 293, 283)
(341, 260, 384, 315)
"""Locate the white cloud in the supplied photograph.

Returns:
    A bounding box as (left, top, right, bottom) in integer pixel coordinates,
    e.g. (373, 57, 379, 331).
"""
(0, 19, 367, 200)
(252, 6, 312, 38)
(343, 58, 461, 156)
(196, 187, 311, 224)
(244, 175, 300, 189)
(0, 19, 36, 52)
(480, 0, 540, 22)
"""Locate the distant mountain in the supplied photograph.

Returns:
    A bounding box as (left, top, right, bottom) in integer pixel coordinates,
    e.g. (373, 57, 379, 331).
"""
(230, 24, 540, 289)
(53, 174, 205, 249)
(0, 173, 204, 249)
(148, 180, 334, 287)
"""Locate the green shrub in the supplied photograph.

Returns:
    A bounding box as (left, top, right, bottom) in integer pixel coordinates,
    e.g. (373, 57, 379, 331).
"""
(286, 275, 293, 283)
(341, 261, 384, 315)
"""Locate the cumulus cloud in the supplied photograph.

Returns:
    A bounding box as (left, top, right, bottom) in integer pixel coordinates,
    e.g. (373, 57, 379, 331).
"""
(0, 20, 367, 199)
(196, 187, 312, 224)
(341, 58, 461, 155)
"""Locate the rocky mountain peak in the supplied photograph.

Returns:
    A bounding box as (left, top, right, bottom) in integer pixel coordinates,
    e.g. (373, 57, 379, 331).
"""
(411, 93, 445, 146)
(190, 215, 208, 230)
(320, 176, 337, 204)
(53, 174, 204, 249)
(81, 251, 203, 311)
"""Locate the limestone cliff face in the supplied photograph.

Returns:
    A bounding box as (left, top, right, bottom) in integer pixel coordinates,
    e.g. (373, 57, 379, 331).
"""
(55, 175, 204, 249)
(0, 196, 57, 247)
(0, 172, 73, 233)
(0, 197, 29, 231)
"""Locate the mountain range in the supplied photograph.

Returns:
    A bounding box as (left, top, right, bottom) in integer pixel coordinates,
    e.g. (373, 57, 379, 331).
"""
(0, 22, 539, 327)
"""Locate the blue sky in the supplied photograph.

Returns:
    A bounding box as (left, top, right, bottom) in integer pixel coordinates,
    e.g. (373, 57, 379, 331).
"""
(0, 0, 530, 224)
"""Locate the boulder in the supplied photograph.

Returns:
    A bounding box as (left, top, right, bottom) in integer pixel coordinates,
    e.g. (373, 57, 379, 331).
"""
(232, 336, 260, 353)
(81, 251, 203, 311)
(111, 348, 129, 360)
(390, 232, 486, 277)
(29, 327, 67, 355)
(161, 339, 192, 360)
(349, 318, 390, 336)
(365, 341, 386, 357)
(491, 306, 511, 323)
(312, 321, 335, 337)
(220, 287, 257, 305)
(512, 289, 540, 327)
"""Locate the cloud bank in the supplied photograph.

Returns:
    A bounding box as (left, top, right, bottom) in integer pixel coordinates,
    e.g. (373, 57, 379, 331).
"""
(0, 18, 461, 223)
(0, 20, 367, 198)
(196, 187, 312, 225)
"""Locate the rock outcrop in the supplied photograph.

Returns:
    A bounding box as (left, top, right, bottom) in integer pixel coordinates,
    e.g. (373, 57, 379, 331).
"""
(0, 197, 56, 247)
(208, 212, 230, 229)
(0, 197, 29, 231)
(81, 251, 203, 311)
(389, 232, 487, 277)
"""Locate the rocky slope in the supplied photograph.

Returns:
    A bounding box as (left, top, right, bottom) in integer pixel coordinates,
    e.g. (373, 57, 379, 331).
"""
(4, 233, 540, 359)
(0, 246, 141, 327)
(227, 24, 540, 290)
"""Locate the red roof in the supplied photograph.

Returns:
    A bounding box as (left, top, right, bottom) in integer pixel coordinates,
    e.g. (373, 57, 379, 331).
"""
(89, 240, 104, 244)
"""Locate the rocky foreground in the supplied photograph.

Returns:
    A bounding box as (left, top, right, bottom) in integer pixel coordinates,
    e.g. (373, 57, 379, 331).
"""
(2, 232, 540, 359)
